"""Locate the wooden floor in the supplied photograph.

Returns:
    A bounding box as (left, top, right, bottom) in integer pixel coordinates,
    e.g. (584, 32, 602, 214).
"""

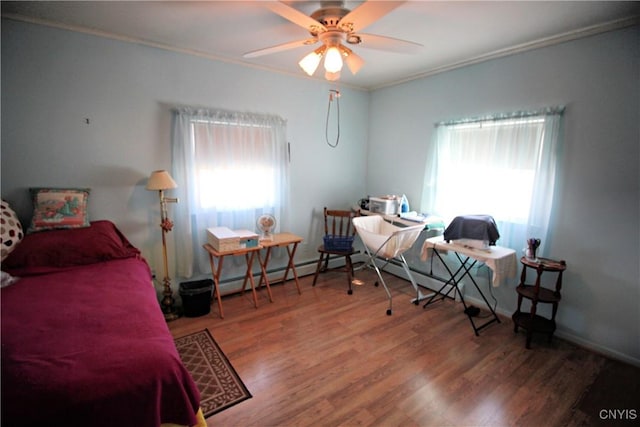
(168, 269, 639, 427)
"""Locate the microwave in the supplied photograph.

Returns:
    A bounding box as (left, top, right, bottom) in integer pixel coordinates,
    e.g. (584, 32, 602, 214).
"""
(368, 196, 399, 215)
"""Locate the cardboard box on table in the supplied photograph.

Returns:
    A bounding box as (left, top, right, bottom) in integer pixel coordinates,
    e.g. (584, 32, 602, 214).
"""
(207, 227, 259, 251)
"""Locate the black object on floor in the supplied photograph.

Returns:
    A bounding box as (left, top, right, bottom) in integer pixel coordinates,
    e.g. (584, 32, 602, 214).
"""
(464, 306, 481, 317)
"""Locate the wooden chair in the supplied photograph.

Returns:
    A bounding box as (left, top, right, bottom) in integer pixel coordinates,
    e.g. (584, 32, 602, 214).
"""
(312, 207, 359, 294)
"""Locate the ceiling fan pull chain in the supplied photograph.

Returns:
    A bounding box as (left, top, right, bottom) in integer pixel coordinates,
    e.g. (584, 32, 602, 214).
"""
(326, 89, 340, 148)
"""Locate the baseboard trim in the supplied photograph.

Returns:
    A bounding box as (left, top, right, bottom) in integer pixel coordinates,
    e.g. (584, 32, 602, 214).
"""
(553, 330, 640, 368)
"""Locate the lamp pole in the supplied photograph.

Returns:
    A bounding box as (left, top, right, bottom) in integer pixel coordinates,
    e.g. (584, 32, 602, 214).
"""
(146, 170, 180, 322)
(158, 189, 179, 320)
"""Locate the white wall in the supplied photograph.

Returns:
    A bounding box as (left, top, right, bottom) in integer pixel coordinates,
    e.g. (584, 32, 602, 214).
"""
(368, 25, 639, 364)
(1, 19, 369, 283)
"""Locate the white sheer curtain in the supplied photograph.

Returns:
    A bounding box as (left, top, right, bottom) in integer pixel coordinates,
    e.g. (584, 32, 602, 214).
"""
(171, 107, 289, 278)
(423, 107, 564, 253)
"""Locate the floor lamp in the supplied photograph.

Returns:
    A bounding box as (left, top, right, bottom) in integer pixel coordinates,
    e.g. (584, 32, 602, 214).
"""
(146, 170, 179, 321)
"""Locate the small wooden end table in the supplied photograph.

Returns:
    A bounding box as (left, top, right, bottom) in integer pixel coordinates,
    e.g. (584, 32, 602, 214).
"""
(257, 233, 304, 294)
(512, 256, 567, 348)
(203, 243, 268, 319)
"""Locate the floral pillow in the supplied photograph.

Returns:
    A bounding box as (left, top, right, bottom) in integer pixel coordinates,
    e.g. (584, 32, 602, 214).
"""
(27, 188, 90, 233)
(1, 199, 24, 261)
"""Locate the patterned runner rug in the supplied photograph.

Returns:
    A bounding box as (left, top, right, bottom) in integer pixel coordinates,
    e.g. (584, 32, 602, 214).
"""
(175, 329, 251, 418)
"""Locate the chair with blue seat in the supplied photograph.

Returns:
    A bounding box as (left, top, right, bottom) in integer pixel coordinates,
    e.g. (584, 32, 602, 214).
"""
(312, 207, 359, 295)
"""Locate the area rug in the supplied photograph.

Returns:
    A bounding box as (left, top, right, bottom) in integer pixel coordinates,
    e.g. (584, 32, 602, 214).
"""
(174, 329, 252, 418)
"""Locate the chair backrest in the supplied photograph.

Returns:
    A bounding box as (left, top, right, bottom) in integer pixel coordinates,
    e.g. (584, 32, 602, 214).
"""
(324, 207, 358, 238)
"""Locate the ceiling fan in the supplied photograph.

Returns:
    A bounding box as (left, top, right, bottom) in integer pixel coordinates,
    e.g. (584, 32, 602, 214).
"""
(243, 0, 422, 81)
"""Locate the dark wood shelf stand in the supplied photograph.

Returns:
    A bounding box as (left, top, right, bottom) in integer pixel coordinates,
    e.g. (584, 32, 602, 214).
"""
(512, 256, 567, 349)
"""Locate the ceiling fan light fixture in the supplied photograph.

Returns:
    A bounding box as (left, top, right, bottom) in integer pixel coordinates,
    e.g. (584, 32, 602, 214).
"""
(299, 46, 325, 76)
(324, 46, 343, 73)
(324, 70, 341, 81)
(339, 45, 364, 75)
(345, 54, 364, 75)
(253, 1, 422, 83)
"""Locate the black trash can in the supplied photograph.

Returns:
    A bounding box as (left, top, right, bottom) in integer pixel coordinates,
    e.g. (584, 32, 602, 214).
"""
(179, 279, 213, 317)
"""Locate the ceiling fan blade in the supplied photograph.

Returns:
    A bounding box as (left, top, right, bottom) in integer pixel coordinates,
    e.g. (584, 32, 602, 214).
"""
(265, 1, 327, 34)
(355, 33, 423, 54)
(339, 0, 405, 33)
(243, 38, 318, 58)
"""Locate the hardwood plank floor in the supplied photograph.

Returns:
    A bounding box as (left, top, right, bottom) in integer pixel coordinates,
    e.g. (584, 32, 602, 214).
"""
(168, 269, 639, 427)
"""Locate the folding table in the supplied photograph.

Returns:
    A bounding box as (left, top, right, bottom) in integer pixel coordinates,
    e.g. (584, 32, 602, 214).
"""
(421, 236, 517, 335)
(203, 243, 270, 319)
(256, 232, 304, 295)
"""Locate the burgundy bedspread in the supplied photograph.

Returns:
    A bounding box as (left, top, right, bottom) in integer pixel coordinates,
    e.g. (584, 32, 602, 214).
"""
(1, 257, 200, 426)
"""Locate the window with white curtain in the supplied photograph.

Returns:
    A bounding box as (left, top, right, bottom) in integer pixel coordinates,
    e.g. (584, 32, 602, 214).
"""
(171, 108, 289, 278)
(191, 118, 279, 211)
(423, 107, 564, 253)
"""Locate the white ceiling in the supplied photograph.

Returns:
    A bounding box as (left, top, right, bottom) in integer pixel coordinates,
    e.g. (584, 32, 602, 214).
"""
(2, 1, 639, 90)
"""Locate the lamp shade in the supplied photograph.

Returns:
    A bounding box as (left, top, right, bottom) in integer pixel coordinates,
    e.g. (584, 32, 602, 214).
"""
(299, 50, 322, 76)
(324, 46, 343, 73)
(299, 46, 326, 76)
(324, 70, 341, 81)
(146, 170, 177, 190)
(344, 48, 365, 75)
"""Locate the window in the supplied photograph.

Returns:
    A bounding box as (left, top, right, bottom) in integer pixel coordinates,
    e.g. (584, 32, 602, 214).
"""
(190, 118, 280, 211)
(171, 108, 289, 278)
(424, 108, 564, 252)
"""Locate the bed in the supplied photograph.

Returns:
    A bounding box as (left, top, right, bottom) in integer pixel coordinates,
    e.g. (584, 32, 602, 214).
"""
(1, 219, 204, 427)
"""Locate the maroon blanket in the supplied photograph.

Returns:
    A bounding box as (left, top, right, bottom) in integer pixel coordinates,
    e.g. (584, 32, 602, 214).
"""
(1, 223, 200, 426)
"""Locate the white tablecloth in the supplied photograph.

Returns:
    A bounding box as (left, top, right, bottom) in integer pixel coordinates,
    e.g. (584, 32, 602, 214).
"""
(421, 235, 517, 286)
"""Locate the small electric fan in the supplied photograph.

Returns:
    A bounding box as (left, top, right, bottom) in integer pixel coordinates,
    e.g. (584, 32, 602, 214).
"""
(256, 214, 276, 241)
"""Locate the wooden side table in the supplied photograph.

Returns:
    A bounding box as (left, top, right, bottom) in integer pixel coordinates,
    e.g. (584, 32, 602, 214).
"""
(203, 243, 268, 319)
(512, 256, 567, 348)
(256, 233, 304, 295)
